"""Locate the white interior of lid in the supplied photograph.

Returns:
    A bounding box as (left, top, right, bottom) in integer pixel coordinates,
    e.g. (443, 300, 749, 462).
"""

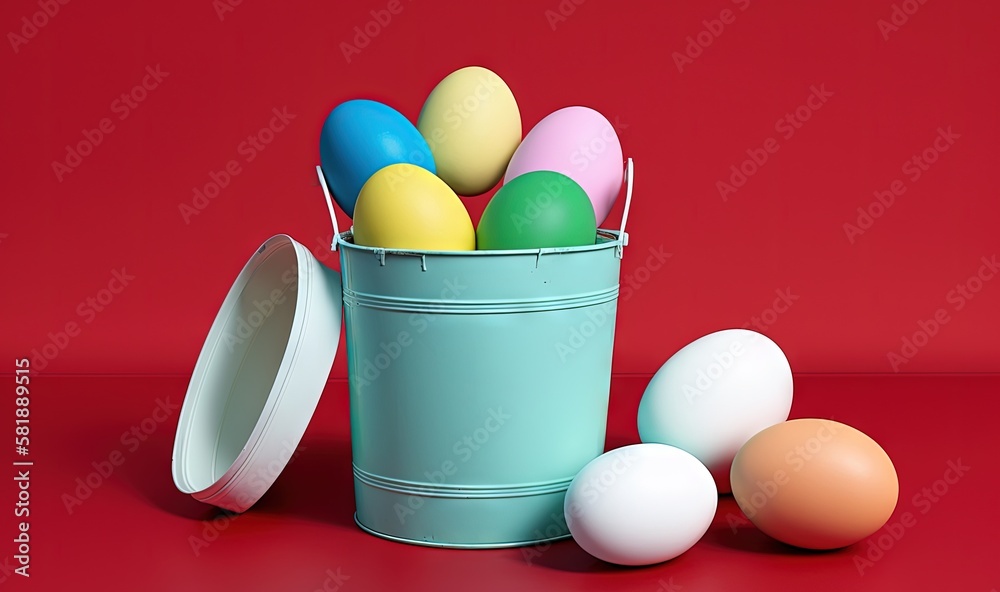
(174, 240, 298, 493)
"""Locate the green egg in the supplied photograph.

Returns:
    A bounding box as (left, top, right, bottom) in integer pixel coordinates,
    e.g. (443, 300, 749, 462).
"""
(477, 171, 597, 250)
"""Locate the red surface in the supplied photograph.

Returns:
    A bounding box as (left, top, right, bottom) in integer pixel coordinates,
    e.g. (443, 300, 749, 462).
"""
(6, 374, 998, 591)
(3, 0, 1000, 375)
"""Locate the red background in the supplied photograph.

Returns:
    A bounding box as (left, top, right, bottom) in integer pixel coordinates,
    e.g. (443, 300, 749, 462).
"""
(3, 0, 998, 376)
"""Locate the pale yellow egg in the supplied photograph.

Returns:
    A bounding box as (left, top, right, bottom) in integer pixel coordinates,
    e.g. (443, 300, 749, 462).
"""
(417, 66, 521, 196)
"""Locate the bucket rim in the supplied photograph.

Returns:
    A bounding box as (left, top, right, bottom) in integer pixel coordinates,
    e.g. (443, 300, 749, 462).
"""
(336, 228, 624, 257)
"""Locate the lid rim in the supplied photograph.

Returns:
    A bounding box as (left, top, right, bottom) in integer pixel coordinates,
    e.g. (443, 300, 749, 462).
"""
(171, 237, 285, 495)
(171, 235, 343, 511)
(182, 238, 302, 497)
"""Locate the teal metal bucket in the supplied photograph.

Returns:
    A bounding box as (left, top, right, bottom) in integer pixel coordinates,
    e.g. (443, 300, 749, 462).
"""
(315, 159, 635, 549)
(339, 229, 625, 548)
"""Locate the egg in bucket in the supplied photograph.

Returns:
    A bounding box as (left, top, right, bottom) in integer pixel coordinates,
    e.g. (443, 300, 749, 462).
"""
(505, 106, 624, 225)
(352, 163, 475, 251)
(417, 65, 522, 196)
(171, 154, 635, 547)
(476, 171, 597, 250)
(319, 99, 436, 217)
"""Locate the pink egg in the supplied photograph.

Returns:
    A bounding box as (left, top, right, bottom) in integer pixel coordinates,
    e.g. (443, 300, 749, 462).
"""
(504, 106, 624, 225)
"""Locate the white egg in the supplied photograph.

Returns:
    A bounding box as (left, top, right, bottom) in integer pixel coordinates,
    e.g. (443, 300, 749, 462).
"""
(637, 329, 793, 493)
(564, 444, 717, 566)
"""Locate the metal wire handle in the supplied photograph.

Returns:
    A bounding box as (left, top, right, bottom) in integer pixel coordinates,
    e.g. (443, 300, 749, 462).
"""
(316, 165, 341, 252)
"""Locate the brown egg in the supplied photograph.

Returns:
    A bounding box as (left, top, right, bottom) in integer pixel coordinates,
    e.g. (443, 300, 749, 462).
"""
(730, 418, 898, 550)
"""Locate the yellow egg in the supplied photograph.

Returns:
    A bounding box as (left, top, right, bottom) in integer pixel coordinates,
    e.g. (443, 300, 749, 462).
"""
(417, 66, 521, 196)
(353, 163, 475, 251)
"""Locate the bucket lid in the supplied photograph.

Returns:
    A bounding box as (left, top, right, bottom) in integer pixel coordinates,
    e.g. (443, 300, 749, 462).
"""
(171, 234, 342, 512)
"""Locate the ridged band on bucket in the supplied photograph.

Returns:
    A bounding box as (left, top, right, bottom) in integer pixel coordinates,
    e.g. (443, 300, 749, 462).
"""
(354, 464, 574, 498)
(342, 285, 619, 314)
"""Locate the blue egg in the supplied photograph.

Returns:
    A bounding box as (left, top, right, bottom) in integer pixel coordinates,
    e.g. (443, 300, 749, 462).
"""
(319, 100, 436, 218)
